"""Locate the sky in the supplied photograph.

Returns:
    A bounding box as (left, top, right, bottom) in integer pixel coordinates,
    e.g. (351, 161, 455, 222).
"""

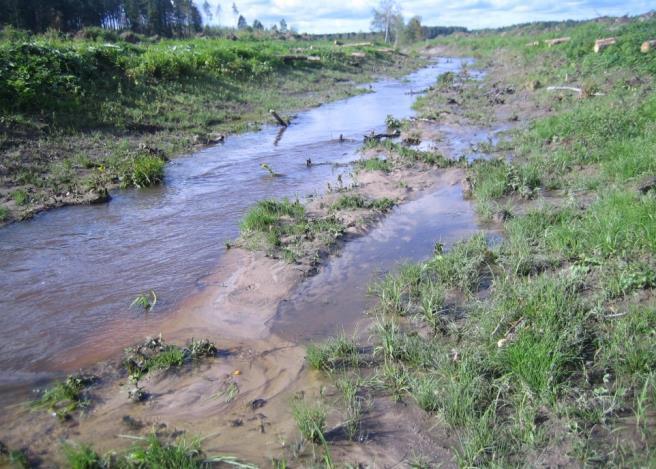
(200, 0, 654, 34)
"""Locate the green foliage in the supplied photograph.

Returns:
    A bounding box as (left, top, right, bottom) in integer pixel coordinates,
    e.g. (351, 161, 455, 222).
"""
(0, 206, 8, 221)
(331, 194, 395, 212)
(130, 290, 157, 311)
(291, 398, 327, 443)
(355, 157, 391, 172)
(106, 153, 166, 189)
(306, 334, 359, 371)
(11, 189, 28, 205)
(32, 374, 97, 419)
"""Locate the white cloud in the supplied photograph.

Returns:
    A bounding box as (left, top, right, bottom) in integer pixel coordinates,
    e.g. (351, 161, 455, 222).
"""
(203, 0, 653, 33)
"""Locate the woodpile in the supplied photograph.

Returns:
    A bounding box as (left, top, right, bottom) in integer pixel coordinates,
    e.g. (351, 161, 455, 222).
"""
(594, 37, 616, 53)
(641, 40, 656, 53)
(544, 37, 570, 47)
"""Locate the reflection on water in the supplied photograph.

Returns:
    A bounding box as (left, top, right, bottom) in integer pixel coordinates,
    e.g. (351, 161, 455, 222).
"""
(0, 58, 472, 405)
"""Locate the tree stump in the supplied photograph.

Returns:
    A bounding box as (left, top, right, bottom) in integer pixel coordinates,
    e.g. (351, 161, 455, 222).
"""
(594, 37, 616, 53)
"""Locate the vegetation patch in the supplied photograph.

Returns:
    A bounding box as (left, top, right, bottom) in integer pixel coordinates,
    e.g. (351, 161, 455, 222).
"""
(123, 336, 217, 382)
(330, 194, 395, 212)
(239, 198, 344, 262)
(32, 374, 98, 420)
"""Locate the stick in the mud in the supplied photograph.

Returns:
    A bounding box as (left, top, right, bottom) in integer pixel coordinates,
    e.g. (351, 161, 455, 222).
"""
(269, 109, 289, 127)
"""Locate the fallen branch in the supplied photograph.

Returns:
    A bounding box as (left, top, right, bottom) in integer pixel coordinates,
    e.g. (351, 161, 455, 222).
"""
(363, 129, 400, 142)
(269, 109, 289, 127)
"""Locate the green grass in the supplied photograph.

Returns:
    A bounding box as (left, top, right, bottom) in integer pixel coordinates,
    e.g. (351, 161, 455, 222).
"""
(0, 206, 9, 221)
(32, 374, 97, 420)
(355, 157, 391, 172)
(63, 434, 257, 468)
(306, 334, 359, 371)
(11, 189, 28, 205)
(330, 194, 395, 212)
(239, 198, 344, 260)
(304, 15, 656, 465)
(123, 336, 216, 381)
(291, 398, 328, 443)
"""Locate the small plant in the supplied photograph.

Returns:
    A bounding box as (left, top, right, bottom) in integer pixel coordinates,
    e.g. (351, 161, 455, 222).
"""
(306, 334, 359, 371)
(291, 398, 327, 443)
(130, 290, 157, 311)
(32, 374, 97, 419)
(260, 163, 281, 177)
(385, 114, 402, 130)
(355, 157, 391, 172)
(11, 189, 28, 206)
(0, 206, 8, 222)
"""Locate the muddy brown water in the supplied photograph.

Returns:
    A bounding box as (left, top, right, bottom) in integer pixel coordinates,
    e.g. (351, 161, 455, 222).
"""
(0, 58, 478, 410)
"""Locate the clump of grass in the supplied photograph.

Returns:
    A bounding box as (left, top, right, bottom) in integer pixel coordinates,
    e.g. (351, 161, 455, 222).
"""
(11, 189, 28, 206)
(32, 374, 97, 420)
(130, 290, 157, 311)
(106, 152, 166, 189)
(385, 114, 402, 130)
(306, 334, 359, 371)
(123, 335, 216, 381)
(291, 398, 327, 443)
(355, 157, 391, 172)
(336, 375, 369, 440)
(240, 198, 344, 259)
(0, 206, 8, 222)
(330, 194, 395, 212)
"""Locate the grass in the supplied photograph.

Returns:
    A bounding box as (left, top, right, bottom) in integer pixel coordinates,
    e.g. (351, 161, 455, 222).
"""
(239, 198, 344, 261)
(306, 334, 359, 371)
(63, 433, 257, 468)
(32, 374, 97, 420)
(0, 33, 422, 221)
(123, 336, 216, 382)
(291, 398, 328, 444)
(303, 14, 656, 466)
(355, 157, 391, 172)
(330, 194, 395, 212)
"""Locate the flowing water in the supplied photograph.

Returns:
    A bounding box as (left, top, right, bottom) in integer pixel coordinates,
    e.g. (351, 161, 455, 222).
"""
(0, 58, 474, 408)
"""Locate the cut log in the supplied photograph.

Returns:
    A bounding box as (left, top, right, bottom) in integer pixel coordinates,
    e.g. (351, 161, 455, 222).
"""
(341, 42, 372, 48)
(376, 47, 395, 53)
(544, 37, 570, 47)
(641, 40, 656, 53)
(526, 40, 540, 47)
(269, 110, 288, 127)
(350, 52, 366, 58)
(594, 37, 616, 53)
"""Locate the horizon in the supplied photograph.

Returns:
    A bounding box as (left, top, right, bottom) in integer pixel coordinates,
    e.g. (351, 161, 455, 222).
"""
(199, 1, 654, 34)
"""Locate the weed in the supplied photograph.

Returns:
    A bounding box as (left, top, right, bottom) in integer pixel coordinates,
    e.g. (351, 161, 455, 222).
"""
(11, 189, 28, 206)
(130, 290, 157, 311)
(385, 114, 402, 130)
(355, 157, 391, 172)
(306, 334, 359, 371)
(330, 194, 395, 212)
(291, 398, 327, 443)
(32, 374, 97, 420)
(0, 206, 8, 222)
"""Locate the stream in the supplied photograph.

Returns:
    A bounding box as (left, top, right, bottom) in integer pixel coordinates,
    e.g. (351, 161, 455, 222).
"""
(0, 58, 475, 409)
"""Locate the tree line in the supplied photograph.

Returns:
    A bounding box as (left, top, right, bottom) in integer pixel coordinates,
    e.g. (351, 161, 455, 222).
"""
(0, 0, 203, 36)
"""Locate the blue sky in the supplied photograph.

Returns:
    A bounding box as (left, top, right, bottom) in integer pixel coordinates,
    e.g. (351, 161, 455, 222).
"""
(201, 1, 654, 33)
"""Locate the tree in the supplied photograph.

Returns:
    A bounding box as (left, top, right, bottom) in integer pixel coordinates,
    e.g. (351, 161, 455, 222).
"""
(405, 15, 423, 43)
(279, 18, 287, 33)
(371, 0, 402, 44)
(252, 19, 264, 30)
(237, 14, 247, 30)
(202, 0, 213, 23)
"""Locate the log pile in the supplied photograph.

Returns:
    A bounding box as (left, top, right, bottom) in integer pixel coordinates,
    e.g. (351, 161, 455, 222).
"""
(544, 37, 570, 47)
(641, 40, 656, 53)
(594, 37, 616, 53)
